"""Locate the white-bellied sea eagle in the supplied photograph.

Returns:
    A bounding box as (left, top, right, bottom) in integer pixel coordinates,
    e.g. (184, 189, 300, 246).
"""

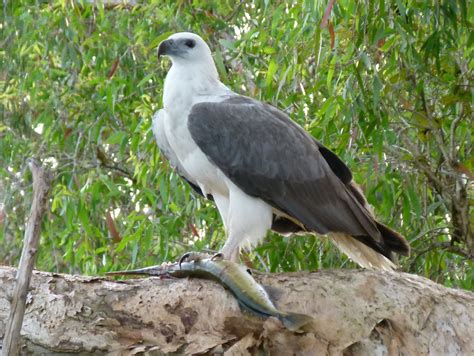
(152, 32, 410, 270)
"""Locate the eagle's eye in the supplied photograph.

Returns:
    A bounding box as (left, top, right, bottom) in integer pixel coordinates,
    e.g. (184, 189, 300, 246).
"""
(184, 39, 196, 48)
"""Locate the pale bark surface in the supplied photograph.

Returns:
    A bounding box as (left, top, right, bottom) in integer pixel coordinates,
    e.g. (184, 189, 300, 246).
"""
(2, 160, 51, 355)
(0, 266, 473, 355)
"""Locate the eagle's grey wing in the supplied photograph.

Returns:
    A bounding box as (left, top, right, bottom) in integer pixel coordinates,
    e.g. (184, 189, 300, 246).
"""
(188, 96, 385, 250)
(152, 110, 209, 198)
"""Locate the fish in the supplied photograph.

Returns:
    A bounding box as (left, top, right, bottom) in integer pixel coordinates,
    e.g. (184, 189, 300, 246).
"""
(107, 253, 313, 331)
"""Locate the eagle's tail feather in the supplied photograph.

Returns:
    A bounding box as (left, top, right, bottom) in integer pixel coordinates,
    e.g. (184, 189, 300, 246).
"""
(329, 232, 398, 271)
(338, 181, 410, 269)
(375, 221, 410, 256)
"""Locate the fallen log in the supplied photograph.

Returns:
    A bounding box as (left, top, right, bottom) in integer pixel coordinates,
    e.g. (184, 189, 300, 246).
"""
(0, 266, 473, 354)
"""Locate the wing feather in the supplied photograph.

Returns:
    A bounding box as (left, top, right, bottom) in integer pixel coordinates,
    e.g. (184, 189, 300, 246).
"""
(188, 96, 381, 242)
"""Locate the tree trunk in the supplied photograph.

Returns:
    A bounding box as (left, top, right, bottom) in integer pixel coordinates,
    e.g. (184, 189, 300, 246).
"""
(0, 266, 473, 355)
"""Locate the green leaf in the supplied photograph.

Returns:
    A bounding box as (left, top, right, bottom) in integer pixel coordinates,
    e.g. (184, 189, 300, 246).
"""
(107, 131, 128, 145)
(327, 55, 337, 92)
(214, 47, 228, 83)
(266, 59, 278, 87)
(148, 31, 174, 51)
(263, 46, 276, 54)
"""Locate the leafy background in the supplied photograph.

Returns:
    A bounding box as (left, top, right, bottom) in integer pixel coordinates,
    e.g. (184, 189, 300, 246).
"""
(1, 0, 472, 289)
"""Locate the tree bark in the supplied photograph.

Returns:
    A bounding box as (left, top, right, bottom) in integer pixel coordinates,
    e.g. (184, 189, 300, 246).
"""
(0, 266, 473, 355)
(2, 160, 51, 356)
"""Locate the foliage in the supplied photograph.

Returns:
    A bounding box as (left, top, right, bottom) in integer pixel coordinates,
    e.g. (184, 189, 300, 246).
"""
(1, 0, 472, 289)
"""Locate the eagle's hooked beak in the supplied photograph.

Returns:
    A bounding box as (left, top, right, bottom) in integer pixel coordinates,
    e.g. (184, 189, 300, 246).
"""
(157, 39, 175, 59)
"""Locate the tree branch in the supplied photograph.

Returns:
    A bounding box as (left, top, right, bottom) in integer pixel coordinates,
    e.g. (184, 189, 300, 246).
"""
(0, 267, 473, 354)
(2, 160, 51, 356)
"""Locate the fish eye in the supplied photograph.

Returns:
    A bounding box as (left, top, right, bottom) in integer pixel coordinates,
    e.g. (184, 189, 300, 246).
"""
(184, 39, 195, 48)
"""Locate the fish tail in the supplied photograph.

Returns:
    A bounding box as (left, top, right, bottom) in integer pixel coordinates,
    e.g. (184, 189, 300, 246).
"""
(280, 312, 313, 331)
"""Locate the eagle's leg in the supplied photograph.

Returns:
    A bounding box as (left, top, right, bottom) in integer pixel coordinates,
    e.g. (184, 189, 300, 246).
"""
(218, 187, 273, 262)
(213, 192, 240, 261)
(220, 240, 241, 262)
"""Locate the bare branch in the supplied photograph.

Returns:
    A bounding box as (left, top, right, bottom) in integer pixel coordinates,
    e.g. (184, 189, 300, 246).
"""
(449, 110, 463, 162)
(419, 89, 450, 162)
(398, 135, 446, 198)
(2, 159, 51, 356)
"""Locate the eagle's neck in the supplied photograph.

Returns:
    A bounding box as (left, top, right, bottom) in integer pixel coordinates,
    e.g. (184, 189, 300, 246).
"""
(163, 61, 223, 113)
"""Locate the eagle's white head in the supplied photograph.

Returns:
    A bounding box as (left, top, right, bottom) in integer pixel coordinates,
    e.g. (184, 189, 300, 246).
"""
(158, 32, 230, 109)
(158, 32, 217, 76)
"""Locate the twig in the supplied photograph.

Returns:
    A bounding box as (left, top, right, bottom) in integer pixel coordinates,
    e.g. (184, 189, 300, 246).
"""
(2, 159, 51, 355)
(105, 210, 121, 243)
(418, 82, 452, 167)
(320, 0, 336, 29)
(224, 0, 243, 21)
(410, 226, 452, 244)
(102, 163, 136, 183)
(449, 112, 463, 165)
(398, 135, 446, 198)
(85, 0, 136, 9)
(410, 241, 471, 271)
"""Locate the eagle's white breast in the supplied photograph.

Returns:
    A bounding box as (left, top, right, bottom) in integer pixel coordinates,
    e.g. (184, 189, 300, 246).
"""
(161, 63, 232, 197)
